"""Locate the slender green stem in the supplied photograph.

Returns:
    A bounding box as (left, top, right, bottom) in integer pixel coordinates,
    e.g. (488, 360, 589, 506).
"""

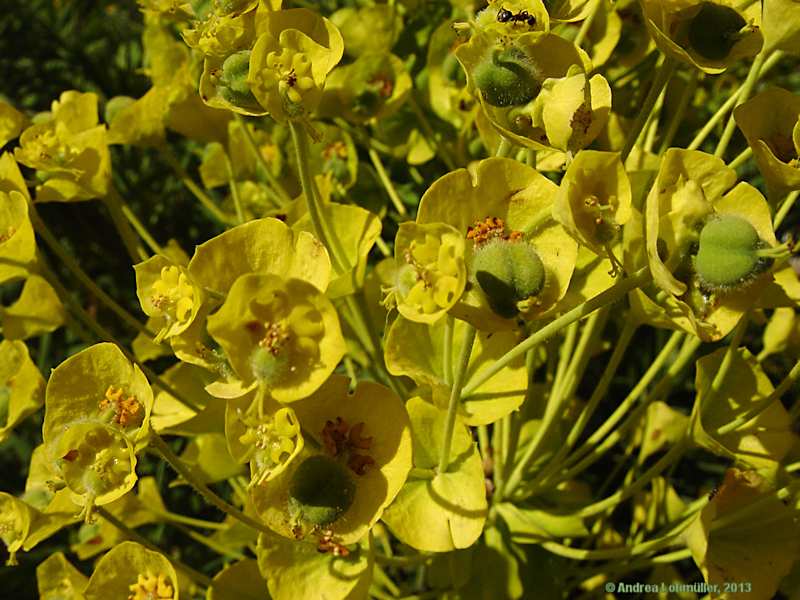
(717, 357, 800, 435)
(173, 523, 246, 560)
(438, 323, 477, 474)
(533, 316, 636, 487)
(658, 69, 700, 156)
(150, 433, 272, 534)
(728, 145, 753, 170)
(150, 508, 227, 530)
(234, 113, 290, 206)
(698, 314, 747, 416)
(687, 51, 783, 151)
(443, 314, 454, 386)
(570, 438, 690, 519)
(714, 52, 768, 158)
(551, 321, 579, 402)
(104, 186, 148, 262)
(573, 0, 601, 48)
(160, 147, 234, 225)
(495, 138, 512, 158)
(621, 56, 676, 163)
(369, 148, 407, 216)
(96, 506, 214, 589)
(119, 203, 162, 255)
(535, 333, 697, 493)
(226, 157, 245, 224)
(774, 190, 799, 229)
(463, 266, 652, 396)
(288, 119, 348, 274)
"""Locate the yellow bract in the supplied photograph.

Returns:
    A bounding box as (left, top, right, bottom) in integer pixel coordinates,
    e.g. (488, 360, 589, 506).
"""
(84, 541, 178, 600)
(14, 91, 111, 203)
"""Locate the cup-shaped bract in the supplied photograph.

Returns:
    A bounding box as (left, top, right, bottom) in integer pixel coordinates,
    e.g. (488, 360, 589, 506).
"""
(455, 31, 592, 150)
(321, 52, 412, 123)
(135, 255, 204, 343)
(0, 492, 32, 565)
(553, 150, 632, 257)
(0, 340, 45, 444)
(226, 389, 305, 486)
(206, 273, 345, 402)
(530, 66, 612, 153)
(417, 157, 577, 330)
(0, 100, 26, 148)
(53, 422, 138, 511)
(247, 8, 344, 121)
(14, 91, 111, 203)
(762, 0, 800, 54)
(84, 541, 178, 600)
(43, 343, 154, 447)
(392, 221, 467, 324)
(640, 0, 762, 74)
(250, 375, 412, 546)
(644, 149, 782, 340)
(734, 87, 800, 196)
(0, 153, 37, 284)
(474, 1, 549, 35)
(181, 1, 258, 57)
(36, 552, 88, 600)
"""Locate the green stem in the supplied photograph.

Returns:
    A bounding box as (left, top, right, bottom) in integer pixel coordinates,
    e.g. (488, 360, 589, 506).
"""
(658, 69, 700, 156)
(438, 323, 477, 474)
(96, 506, 214, 589)
(150, 434, 273, 534)
(687, 50, 782, 151)
(173, 523, 246, 560)
(774, 190, 799, 229)
(234, 113, 290, 206)
(119, 203, 162, 255)
(288, 119, 348, 274)
(150, 508, 227, 530)
(160, 146, 234, 226)
(572, 0, 601, 48)
(443, 314, 454, 386)
(462, 266, 652, 396)
(369, 148, 407, 216)
(714, 51, 768, 158)
(226, 157, 245, 224)
(621, 56, 676, 163)
(104, 186, 148, 262)
(728, 145, 753, 170)
(717, 357, 800, 435)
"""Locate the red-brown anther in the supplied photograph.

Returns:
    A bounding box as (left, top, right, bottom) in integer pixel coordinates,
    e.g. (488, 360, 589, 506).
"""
(63, 449, 79, 462)
(348, 422, 372, 450)
(321, 417, 350, 456)
(348, 453, 375, 476)
(467, 217, 524, 246)
(100, 386, 142, 427)
(245, 320, 264, 335)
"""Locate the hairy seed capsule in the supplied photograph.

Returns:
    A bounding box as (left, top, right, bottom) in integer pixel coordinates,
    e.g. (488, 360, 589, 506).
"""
(288, 455, 356, 526)
(473, 47, 540, 107)
(472, 239, 545, 318)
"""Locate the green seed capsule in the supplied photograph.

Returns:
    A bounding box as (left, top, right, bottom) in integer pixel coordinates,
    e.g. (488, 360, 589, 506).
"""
(472, 239, 545, 318)
(219, 50, 259, 107)
(288, 455, 356, 527)
(249, 346, 291, 385)
(694, 215, 767, 291)
(473, 47, 540, 108)
(688, 3, 746, 61)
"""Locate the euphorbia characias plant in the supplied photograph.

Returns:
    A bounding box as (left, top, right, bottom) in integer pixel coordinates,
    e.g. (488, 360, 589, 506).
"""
(2, 0, 800, 598)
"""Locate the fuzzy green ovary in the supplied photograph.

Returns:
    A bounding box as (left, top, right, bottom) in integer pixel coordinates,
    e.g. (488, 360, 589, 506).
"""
(219, 50, 259, 106)
(288, 455, 356, 527)
(472, 240, 545, 318)
(473, 47, 540, 108)
(687, 3, 746, 60)
(694, 215, 764, 290)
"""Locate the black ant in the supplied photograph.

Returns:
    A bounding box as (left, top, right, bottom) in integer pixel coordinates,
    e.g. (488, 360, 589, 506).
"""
(497, 7, 536, 27)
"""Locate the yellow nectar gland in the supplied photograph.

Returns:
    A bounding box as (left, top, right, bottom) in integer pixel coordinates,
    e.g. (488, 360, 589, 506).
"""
(466, 217, 523, 247)
(149, 266, 195, 326)
(99, 385, 141, 427)
(322, 140, 348, 160)
(128, 572, 175, 600)
(263, 46, 315, 106)
(238, 406, 301, 486)
(321, 417, 375, 475)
